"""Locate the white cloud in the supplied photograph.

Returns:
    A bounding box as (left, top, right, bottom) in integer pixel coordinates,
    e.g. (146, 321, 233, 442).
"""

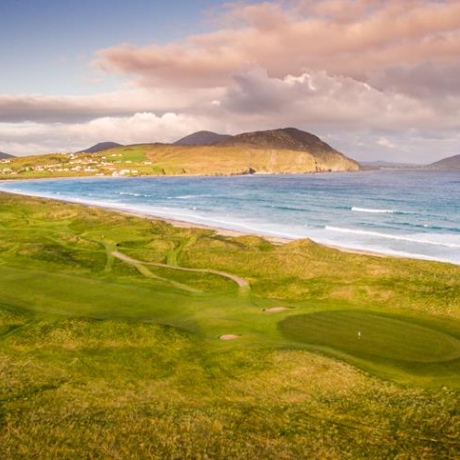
(0, 112, 213, 155)
(377, 137, 397, 149)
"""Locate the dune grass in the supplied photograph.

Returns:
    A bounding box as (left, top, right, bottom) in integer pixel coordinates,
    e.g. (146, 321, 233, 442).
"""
(0, 191, 459, 458)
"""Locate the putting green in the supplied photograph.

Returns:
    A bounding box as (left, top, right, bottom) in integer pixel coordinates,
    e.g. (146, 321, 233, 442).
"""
(279, 311, 460, 363)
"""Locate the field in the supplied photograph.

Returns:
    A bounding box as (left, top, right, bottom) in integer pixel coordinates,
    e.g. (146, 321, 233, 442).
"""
(0, 191, 459, 458)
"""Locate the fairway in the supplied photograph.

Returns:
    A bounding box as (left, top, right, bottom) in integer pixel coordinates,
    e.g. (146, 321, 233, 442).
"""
(279, 310, 460, 363)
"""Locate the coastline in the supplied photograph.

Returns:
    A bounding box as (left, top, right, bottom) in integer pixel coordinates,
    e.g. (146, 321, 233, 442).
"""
(123, 210, 295, 246)
(1, 173, 457, 265)
(134, 209, 386, 256)
(0, 187, 388, 259)
(162, 216, 388, 257)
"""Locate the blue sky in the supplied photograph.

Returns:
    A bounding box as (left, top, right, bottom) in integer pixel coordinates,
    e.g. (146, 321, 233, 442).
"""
(1, 0, 460, 163)
(1, 0, 227, 94)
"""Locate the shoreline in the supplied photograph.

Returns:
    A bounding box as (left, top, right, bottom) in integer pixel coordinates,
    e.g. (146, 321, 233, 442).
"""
(162, 216, 389, 258)
(0, 182, 456, 266)
(122, 210, 296, 246)
(0, 169, 365, 183)
(0, 188, 389, 259)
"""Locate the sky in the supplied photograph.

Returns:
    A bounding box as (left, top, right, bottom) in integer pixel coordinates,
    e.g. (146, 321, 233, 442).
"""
(1, 0, 460, 163)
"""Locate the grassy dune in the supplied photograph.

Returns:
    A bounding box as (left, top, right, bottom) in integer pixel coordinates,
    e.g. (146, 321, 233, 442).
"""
(0, 192, 459, 458)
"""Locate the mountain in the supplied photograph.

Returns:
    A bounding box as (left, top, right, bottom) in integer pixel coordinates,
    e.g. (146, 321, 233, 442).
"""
(126, 127, 360, 175)
(426, 154, 460, 170)
(76, 142, 123, 154)
(218, 127, 336, 152)
(0, 152, 14, 159)
(174, 131, 231, 146)
(214, 127, 360, 172)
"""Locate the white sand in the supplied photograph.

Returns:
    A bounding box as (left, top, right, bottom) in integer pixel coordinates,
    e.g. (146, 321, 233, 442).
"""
(219, 334, 241, 341)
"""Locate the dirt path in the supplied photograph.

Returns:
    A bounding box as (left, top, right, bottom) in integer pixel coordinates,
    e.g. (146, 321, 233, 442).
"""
(111, 250, 250, 295)
(111, 250, 201, 293)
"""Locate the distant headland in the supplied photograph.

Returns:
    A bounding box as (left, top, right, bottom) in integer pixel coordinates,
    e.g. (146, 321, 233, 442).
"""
(0, 127, 360, 179)
(3, 127, 459, 179)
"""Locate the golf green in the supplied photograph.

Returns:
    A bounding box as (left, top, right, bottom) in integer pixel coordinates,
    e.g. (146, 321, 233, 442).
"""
(279, 310, 460, 363)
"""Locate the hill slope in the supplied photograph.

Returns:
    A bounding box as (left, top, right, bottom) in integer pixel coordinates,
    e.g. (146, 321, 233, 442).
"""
(0, 152, 13, 159)
(174, 131, 231, 146)
(77, 142, 123, 154)
(138, 146, 358, 176)
(213, 127, 360, 172)
(426, 154, 460, 170)
(129, 127, 360, 175)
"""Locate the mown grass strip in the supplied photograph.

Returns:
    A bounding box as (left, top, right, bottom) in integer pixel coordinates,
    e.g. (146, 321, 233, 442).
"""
(279, 310, 460, 363)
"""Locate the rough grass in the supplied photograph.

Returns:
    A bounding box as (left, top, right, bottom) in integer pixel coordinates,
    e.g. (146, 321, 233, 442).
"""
(0, 191, 460, 458)
(1, 318, 459, 459)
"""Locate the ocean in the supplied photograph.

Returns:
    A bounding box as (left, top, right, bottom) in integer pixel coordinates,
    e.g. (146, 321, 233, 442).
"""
(1, 171, 459, 265)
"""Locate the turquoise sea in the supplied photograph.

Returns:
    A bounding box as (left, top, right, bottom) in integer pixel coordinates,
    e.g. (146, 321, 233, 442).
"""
(1, 171, 459, 264)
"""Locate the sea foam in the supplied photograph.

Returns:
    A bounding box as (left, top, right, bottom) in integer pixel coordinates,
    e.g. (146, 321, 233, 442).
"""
(351, 206, 395, 214)
(325, 226, 460, 249)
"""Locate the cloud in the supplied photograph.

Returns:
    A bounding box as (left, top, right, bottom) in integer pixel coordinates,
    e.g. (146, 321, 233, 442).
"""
(370, 61, 460, 100)
(2, 66, 459, 162)
(314, 127, 460, 164)
(376, 137, 397, 149)
(68, 112, 206, 145)
(0, 94, 132, 124)
(95, 0, 460, 89)
(0, 87, 224, 123)
(219, 68, 444, 131)
(0, 112, 212, 155)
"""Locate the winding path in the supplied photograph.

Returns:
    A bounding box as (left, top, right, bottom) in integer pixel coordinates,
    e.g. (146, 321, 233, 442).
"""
(111, 250, 250, 295)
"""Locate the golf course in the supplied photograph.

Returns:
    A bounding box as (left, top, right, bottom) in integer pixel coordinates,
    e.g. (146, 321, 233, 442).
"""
(1, 191, 459, 458)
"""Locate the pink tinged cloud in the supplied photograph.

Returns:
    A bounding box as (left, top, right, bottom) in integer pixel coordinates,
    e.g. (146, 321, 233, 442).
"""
(219, 68, 439, 130)
(0, 87, 225, 123)
(94, 0, 460, 88)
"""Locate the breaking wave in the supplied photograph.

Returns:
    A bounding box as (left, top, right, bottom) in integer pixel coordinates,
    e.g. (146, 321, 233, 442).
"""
(325, 226, 460, 249)
(351, 207, 395, 214)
